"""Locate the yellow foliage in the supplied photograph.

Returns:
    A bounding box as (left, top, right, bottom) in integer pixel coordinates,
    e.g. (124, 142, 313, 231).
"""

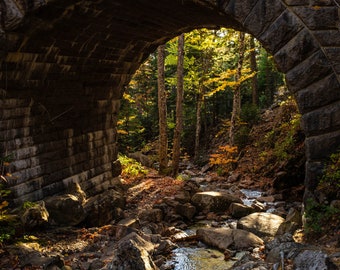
(209, 144, 238, 175)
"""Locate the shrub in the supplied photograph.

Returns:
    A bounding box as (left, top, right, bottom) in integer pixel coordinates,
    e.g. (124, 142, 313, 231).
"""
(118, 154, 148, 178)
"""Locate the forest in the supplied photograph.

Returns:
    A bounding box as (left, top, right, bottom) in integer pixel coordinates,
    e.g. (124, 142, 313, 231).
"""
(118, 28, 283, 172)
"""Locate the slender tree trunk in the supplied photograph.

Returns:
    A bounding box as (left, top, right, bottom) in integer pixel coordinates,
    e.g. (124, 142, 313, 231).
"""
(229, 32, 246, 146)
(250, 36, 258, 106)
(194, 89, 203, 162)
(172, 34, 184, 177)
(157, 44, 168, 174)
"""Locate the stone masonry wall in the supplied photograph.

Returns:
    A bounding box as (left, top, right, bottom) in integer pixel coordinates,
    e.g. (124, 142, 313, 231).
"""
(0, 0, 339, 209)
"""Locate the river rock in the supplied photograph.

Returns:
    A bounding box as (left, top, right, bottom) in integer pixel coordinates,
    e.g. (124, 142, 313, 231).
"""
(237, 212, 285, 240)
(44, 194, 85, 226)
(293, 249, 338, 270)
(83, 189, 125, 226)
(191, 191, 242, 212)
(139, 208, 163, 223)
(229, 202, 254, 218)
(175, 202, 196, 220)
(196, 228, 264, 251)
(109, 232, 157, 270)
(276, 208, 302, 235)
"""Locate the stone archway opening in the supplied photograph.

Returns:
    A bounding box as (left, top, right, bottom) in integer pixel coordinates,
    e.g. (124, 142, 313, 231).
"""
(0, 0, 339, 220)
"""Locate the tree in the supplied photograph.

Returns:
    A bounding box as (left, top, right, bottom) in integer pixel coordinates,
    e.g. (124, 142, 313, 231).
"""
(229, 32, 246, 146)
(172, 34, 185, 177)
(157, 44, 168, 174)
(249, 36, 258, 106)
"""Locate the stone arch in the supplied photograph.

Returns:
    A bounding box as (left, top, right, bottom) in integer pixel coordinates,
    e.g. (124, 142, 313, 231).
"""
(0, 0, 339, 213)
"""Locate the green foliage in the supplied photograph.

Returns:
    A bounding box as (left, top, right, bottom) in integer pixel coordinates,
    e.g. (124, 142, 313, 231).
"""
(118, 154, 148, 177)
(320, 150, 340, 188)
(0, 183, 15, 244)
(304, 198, 340, 235)
(235, 125, 251, 150)
(240, 103, 260, 126)
(22, 201, 38, 210)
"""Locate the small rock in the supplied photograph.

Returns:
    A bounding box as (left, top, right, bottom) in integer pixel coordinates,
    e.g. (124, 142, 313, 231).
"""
(229, 202, 254, 218)
(175, 203, 196, 220)
(139, 208, 163, 223)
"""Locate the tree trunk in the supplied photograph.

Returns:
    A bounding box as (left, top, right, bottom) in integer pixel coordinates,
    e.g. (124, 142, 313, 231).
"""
(249, 36, 258, 106)
(194, 90, 203, 162)
(229, 32, 246, 146)
(172, 34, 185, 177)
(157, 44, 168, 174)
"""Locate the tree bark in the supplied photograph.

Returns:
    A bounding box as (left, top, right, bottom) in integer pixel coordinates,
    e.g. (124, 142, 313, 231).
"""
(172, 34, 185, 177)
(229, 32, 246, 146)
(157, 44, 168, 174)
(249, 36, 258, 106)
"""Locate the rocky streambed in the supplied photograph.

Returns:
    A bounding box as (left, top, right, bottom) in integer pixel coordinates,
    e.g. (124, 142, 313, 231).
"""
(1, 170, 339, 270)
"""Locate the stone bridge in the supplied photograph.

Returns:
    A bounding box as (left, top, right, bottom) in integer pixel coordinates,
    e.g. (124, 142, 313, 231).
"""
(0, 0, 339, 220)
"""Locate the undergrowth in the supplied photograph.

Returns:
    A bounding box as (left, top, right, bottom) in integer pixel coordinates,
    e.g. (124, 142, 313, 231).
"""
(118, 153, 148, 178)
(304, 150, 340, 236)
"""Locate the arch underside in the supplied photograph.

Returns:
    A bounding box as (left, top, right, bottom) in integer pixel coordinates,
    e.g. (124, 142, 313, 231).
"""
(0, 0, 339, 207)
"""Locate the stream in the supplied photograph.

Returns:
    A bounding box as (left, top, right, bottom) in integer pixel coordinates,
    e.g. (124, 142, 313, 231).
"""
(164, 188, 264, 269)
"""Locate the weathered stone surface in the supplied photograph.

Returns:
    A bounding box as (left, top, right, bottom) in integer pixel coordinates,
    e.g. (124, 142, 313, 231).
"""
(109, 232, 157, 270)
(286, 50, 333, 92)
(305, 130, 340, 160)
(197, 227, 264, 250)
(44, 194, 85, 226)
(192, 191, 242, 212)
(301, 102, 340, 135)
(274, 29, 319, 73)
(260, 10, 303, 55)
(237, 212, 285, 240)
(296, 74, 340, 113)
(139, 209, 163, 223)
(175, 203, 197, 220)
(293, 6, 339, 30)
(229, 202, 254, 218)
(244, 0, 285, 36)
(84, 189, 125, 227)
(293, 249, 337, 270)
(0, 0, 339, 221)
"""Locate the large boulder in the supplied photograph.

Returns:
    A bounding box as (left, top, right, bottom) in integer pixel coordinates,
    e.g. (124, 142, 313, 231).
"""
(196, 228, 264, 251)
(44, 194, 85, 226)
(293, 250, 338, 270)
(237, 212, 285, 240)
(84, 189, 125, 227)
(109, 232, 157, 270)
(191, 191, 242, 212)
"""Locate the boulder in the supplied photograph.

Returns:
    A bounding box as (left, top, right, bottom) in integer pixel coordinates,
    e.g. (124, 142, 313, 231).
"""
(293, 249, 338, 270)
(237, 212, 285, 240)
(44, 194, 85, 226)
(109, 232, 157, 270)
(20, 201, 49, 229)
(83, 189, 125, 227)
(191, 191, 242, 212)
(175, 203, 196, 220)
(229, 202, 254, 218)
(139, 208, 163, 223)
(196, 228, 264, 251)
(276, 208, 302, 235)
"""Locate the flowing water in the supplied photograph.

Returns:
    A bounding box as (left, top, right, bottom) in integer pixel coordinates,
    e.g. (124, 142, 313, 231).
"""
(164, 189, 264, 269)
(166, 247, 247, 270)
